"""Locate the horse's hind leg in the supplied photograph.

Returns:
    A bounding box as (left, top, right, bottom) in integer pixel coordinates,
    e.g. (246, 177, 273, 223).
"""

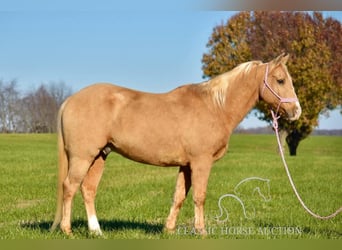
(61, 157, 92, 235)
(165, 166, 191, 232)
(80, 154, 105, 235)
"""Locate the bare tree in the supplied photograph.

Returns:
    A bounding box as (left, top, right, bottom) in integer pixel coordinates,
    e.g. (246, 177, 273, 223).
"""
(22, 82, 72, 133)
(0, 80, 72, 133)
(47, 81, 72, 108)
(0, 80, 21, 133)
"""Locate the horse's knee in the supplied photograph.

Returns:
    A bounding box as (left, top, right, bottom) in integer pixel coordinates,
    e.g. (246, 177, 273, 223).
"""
(193, 189, 206, 205)
(190, 160, 211, 206)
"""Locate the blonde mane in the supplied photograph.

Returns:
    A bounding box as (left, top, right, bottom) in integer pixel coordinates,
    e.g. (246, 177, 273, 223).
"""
(202, 61, 262, 107)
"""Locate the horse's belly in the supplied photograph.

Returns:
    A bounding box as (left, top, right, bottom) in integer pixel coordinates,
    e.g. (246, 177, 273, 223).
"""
(113, 147, 188, 167)
(110, 138, 189, 167)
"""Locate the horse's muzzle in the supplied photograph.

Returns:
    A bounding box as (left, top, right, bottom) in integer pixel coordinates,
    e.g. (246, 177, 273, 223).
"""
(287, 101, 302, 121)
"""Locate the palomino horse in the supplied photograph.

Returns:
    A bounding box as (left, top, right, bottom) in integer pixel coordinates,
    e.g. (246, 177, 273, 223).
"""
(50, 53, 301, 235)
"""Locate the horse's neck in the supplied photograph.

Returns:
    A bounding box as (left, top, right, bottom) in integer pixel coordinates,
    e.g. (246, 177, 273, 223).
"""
(222, 67, 262, 130)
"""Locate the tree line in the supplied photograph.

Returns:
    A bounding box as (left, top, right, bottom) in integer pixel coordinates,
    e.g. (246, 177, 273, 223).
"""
(0, 80, 71, 133)
(233, 126, 342, 136)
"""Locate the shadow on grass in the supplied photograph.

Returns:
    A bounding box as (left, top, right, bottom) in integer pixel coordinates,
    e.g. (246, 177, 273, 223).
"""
(100, 219, 163, 234)
(20, 219, 163, 235)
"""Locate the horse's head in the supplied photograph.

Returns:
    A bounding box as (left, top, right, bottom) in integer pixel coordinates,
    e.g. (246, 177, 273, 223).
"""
(260, 53, 301, 121)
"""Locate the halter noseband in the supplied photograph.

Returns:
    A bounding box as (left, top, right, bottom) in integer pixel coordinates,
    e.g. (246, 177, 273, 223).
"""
(261, 64, 298, 115)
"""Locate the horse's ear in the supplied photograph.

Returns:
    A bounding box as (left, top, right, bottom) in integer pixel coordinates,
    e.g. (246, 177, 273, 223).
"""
(270, 53, 290, 68)
(280, 53, 289, 65)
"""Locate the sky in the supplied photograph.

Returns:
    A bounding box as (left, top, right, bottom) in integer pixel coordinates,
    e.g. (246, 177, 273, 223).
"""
(1, 2, 341, 129)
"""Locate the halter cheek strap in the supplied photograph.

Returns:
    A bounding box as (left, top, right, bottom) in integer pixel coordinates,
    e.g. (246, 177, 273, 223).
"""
(261, 64, 298, 114)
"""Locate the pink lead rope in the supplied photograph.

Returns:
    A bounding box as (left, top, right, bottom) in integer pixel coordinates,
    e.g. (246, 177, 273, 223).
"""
(264, 64, 342, 220)
(272, 111, 342, 220)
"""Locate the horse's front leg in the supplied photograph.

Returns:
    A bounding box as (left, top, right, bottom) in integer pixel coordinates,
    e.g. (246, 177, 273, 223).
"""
(165, 165, 192, 232)
(190, 158, 213, 235)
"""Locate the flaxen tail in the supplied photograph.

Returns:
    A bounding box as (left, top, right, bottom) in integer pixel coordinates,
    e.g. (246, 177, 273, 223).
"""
(50, 100, 69, 232)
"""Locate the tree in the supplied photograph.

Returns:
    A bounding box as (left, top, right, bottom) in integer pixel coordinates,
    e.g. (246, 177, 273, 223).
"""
(202, 11, 342, 155)
(321, 15, 342, 109)
(202, 12, 252, 77)
(0, 80, 20, 132)
(0, 80, 71, 133)
(22, 82, 71, 133)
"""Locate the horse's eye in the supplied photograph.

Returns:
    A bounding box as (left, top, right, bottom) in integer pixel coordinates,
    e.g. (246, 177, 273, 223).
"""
(277, 79, 285, 85)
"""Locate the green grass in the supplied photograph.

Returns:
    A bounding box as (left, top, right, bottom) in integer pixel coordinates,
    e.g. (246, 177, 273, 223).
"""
(0, 134, 341, 239)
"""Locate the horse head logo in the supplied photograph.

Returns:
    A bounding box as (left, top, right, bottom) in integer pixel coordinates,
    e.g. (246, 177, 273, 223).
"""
(215, 177, 271, 223)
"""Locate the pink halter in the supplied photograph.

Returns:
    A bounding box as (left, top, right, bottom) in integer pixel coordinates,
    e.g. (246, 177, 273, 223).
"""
(261, 64, 298, 115)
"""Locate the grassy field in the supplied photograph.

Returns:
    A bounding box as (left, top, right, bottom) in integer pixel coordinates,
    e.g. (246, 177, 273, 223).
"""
(0, 133, 341, 239)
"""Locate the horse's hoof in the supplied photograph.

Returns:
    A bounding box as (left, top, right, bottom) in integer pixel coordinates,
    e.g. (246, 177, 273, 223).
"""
(196, 228, 208, 237)
(61, 226, 72, 236)
(89, 229, 106, 238)
(89, 228, 103, 236)
(163, 226, 176, 234)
